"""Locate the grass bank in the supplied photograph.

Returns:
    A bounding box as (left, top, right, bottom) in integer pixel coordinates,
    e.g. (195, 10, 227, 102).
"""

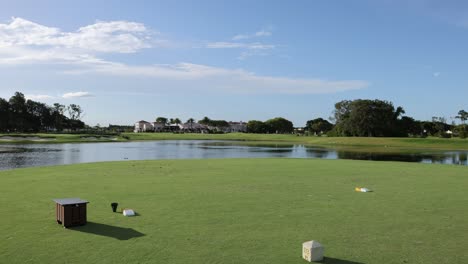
(125, 133, 468, 151)
(1, 132, 467, 151)
(0, 133, 124, 143)
(0, 159, 467, 263)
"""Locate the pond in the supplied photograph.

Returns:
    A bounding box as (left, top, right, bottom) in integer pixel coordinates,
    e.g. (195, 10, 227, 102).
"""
(0, 140, 467, 170)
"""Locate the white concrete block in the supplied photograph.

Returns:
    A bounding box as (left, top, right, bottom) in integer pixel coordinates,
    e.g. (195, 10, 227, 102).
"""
(302, 240, 324, 262)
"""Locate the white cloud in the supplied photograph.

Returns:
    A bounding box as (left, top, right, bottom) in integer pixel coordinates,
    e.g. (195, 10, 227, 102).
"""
(214, 29, 274, 59)
(232, 34, 249, 40)
(206, 42, 274, 50)
(25, 94, 54, 100)
(433, 72, 441, 77)
(231, 30, 272, 40)
(62, 91, 93, 98)
(255, 30, 272, 37)
(0, 17, 152, 53)
(0, 18, 369, 95)
(62, 62, 369, 94)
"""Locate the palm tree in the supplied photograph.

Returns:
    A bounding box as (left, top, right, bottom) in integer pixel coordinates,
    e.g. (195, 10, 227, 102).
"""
(174, 118, 181, 124)
(200, 116, 210, 125)
(187, 118, 195, 130)
(456, 110, 468, 125)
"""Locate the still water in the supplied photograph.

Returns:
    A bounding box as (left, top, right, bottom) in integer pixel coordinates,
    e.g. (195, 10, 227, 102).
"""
(0, 140, 467, 170)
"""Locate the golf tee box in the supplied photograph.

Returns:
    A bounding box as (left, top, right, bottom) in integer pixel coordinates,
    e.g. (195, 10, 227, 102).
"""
(302, 240, 324, 262)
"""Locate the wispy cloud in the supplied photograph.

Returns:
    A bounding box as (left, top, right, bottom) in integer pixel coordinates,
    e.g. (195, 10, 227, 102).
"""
(254, 30, 272, 37)
(206, 42, 274, 50)
(209, 29, 276, 59)
(25, 94, 54, 100)
(0, 18, 369, 95)
(62, 62, 369, 94)
(433, 72, 441, 77)
(62, 91, 94, 98)
(232, 30, 272, 40)
(232, 34, 249, 40)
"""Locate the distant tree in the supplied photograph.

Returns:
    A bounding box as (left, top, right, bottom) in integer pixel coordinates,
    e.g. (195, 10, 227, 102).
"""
(246, 120, 268, 133)
(174, 118, 182, 124)
(187, 118, 195, 130)
(52, 103, 66, 131)
(65, 104, 84, 131)
(155, 117, 168, 124)
(197, 117, 228, 131)
(0, 98, 10, 132)
(265, 117, 294, 134)
(210, 120, 229, 128)
(432, 116, 447, 135)
(333, 99, 406, 137)
(8, 92, 28, 131)
(456, 110, 468, 138)
(26, 100, 48, 132)
(456, 110, 467, 126)
(305, 118, 333, 135)
(199, 116, 211, 125)
(0, 92, 83, 132)
(397, 116, 421, 136)
(67, 104, 83, 121)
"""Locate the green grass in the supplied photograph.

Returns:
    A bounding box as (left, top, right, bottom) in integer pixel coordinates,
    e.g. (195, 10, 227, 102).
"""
(1, 159, 467, 264)
(2, 132, 467, 151)
(125, 133, 468, 151)
(0, 133, 124, 143)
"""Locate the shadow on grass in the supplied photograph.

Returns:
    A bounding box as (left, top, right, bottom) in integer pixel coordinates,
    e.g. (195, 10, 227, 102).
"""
(70, 222, 145, 240)
(319, 257, 364, 264)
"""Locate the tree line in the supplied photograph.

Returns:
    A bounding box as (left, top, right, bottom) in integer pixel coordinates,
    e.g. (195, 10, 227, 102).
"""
(249, 99, 466, 138)
(152, 99, 467, 138)
(0, 92, 85, 132)
(317, 99, 466, 138)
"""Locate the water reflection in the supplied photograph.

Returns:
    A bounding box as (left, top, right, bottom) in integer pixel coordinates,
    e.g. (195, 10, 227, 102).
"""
(0, 140, 467, 170)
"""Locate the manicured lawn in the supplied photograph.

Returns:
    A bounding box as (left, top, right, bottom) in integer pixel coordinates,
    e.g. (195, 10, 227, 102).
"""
(125, 133, 468, 151)
(0, 159, 467, 263)
(0, 133, 123, 143)
(2, 132, 467, 151)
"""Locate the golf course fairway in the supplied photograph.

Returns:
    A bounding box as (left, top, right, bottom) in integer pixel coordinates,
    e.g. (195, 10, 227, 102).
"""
(0, 159, 467, 264)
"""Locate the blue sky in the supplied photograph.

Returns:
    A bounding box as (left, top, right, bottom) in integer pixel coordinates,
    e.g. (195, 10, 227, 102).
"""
(0, 0, 467, 126)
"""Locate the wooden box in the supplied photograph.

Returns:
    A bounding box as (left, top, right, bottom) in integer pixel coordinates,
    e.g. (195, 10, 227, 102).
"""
(53, 198, 89, 228)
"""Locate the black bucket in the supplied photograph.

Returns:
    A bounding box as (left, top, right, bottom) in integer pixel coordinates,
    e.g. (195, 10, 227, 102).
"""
(111, 202, 118, 212)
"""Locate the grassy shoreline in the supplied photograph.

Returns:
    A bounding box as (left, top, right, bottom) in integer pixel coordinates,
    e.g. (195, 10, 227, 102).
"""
(1, 158, 467, 264)
(1, 132, 467, 151)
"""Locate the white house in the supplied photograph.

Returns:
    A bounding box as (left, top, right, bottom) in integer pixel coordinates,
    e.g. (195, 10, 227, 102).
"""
(134, 120, 153, 132)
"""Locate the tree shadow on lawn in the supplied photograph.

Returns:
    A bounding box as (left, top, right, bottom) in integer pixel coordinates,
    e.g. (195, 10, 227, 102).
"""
(319, 257, 364, 264)
(70, 222, 145, 240)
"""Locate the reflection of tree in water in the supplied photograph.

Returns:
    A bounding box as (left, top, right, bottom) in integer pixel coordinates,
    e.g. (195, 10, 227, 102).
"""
(335, 151, 463, 164)
(453, 152, 468, 165)
(305, 148, 331, 158)
(460, 153, 468, 165)
(250, 147, 294, 153)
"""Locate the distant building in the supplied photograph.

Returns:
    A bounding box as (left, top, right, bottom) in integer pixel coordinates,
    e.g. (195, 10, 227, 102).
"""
(134, 120, 153, 133)
(225, 121, 247, 133)
(134, 120, 246, 133)
(152, 122, 165, 132)
(181, 122, 209, 133)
